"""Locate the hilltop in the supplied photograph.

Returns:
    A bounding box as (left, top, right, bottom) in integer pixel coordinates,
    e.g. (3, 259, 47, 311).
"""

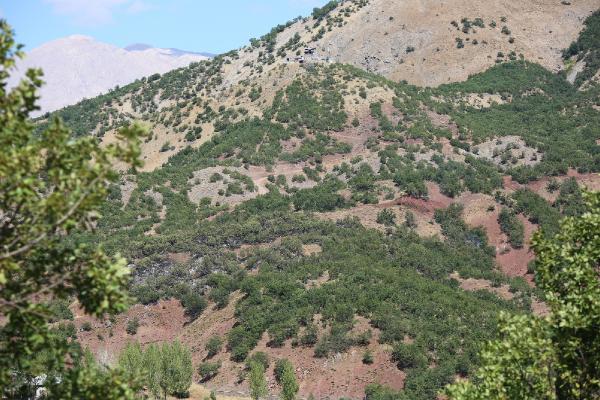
(39, 1, 600, 399)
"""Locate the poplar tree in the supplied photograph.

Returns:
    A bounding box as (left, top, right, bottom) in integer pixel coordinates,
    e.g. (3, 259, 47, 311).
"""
(249, 361, 268, 400)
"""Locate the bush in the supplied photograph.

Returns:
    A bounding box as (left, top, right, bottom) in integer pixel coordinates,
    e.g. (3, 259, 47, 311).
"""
(392, 343, 427, 369)
(274, 358, 293, 384)
(81, 321, 92, 332)
(362, 349, 374, 364)
(404, 210, 417, 228)
(376, 209, 396, 226)
(160, 141, 174, 152)
(48, 298, 74, 322)
(498, 208, 524, 248)
(246, 352, 270, 370)
(299, 324, 318, 346)
(126, 317, 139, 335)
(210, 172, 223, 182)
(198, 361, 221, 382)
(205, 335, 223, 358)
(181, 292, 208, 319)
(278, 359, 299, 400)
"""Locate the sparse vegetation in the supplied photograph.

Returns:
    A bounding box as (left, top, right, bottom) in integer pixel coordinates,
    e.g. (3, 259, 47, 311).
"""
(498, 208, 524, 248)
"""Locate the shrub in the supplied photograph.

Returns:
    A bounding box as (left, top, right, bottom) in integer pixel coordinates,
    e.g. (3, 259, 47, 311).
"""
(404, 210, 417, 228)
(81, 321, 92, 332)
(210, 172, 223, 182)
(248, 361, 268, 400)
(126, 317, 140, 335)
(292, 174, 306, 183)
(274, 358, 293, 384)
(160, 141, 173, 152)
(498, 208, 525, 248)
(362, 349, 374, 364)
(48, 298, 74, 322)
(279, 360, 299, 400)
(299, 324, 318, 346)
(181, 292, 208, 319)
(205, 335, 223, 358)
(198, 361, 221, 382)
(376, 209, 396, 226)
(546, 179, 560, 193)
(392, 343, 427, 369)
(246, 352, 270, 370)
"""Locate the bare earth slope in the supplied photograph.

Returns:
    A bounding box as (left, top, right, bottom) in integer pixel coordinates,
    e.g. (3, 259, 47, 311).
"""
(280, 0, 598, 86)
(9, 35, 210, 115)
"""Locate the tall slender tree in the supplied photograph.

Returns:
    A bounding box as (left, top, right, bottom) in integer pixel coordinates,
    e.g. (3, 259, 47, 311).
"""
(280, 360, 299, 400)
(249, 361, 268, 400)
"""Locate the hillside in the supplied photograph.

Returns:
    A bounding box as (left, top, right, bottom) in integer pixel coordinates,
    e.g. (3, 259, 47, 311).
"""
(8, 35, 210, 115)
(41, 1, 600, 399)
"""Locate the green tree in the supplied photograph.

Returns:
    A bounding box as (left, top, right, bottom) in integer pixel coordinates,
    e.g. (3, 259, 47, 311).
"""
(446, 191, 600, 399)
(158, 341, 193, 399)
(0, 20, 144, 398)
(280, 360, 299, 400)
(45, 350, 141, 400)
(144, 344, 163, 399)
(118, 342, 145, 382)
(249, 361, 268, 400)
(120, 341, 193, 400)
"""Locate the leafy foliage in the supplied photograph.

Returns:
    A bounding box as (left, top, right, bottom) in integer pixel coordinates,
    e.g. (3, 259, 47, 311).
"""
(446, 191, 600, 399)
(498, 208, 524, 248)
(249, 361, 268, 400)
(119, 341, 193, 399)
(0, 21, 144, 398)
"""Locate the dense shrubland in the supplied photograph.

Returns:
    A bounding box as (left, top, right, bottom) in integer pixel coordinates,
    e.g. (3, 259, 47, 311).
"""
(435, 62, 600, 182)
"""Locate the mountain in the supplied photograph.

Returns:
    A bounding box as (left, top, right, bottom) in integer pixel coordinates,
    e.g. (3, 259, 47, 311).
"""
(125, 42, 215, 58)
(8, 35, 211, 115)
(41, 1, 600, 399)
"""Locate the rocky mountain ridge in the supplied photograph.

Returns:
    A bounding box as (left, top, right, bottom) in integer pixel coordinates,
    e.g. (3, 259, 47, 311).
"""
(8, 35, 210, 115)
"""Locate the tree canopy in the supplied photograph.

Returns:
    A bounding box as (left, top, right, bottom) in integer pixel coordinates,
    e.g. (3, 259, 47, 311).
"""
(0, 20, 145, 398)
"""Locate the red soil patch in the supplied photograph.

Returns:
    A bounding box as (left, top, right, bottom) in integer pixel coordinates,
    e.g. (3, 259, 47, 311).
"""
(74, 299, 187, 365)
(396, 182, 453, 217)
(249, 317, 404, 399)
(495, 215, 537, 280)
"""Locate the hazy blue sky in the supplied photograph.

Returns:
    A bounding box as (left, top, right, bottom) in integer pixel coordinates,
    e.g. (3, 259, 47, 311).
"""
(2, 0, 327, 54)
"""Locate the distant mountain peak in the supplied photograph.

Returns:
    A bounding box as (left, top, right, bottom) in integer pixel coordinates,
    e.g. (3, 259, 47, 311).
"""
(8, 36, 211, 115)
(64, 34, 94, 41)
(124, 43, 153, 51)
